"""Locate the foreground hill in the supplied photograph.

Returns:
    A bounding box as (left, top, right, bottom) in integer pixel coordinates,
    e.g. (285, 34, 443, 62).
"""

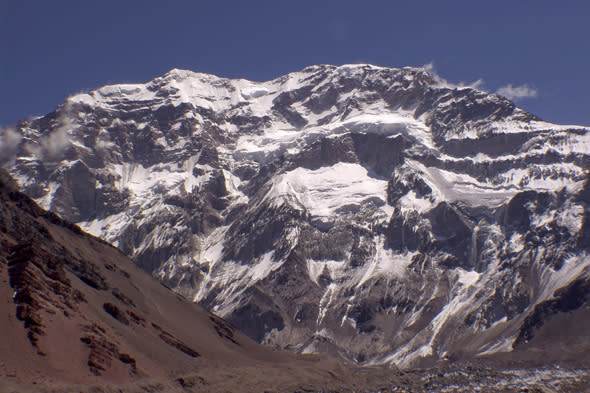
(4, 63, 590, 366)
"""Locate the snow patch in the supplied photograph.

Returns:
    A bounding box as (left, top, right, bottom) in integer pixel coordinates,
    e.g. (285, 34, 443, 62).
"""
(398, 190, 435, 213)
(507, 233, 525, 253)
(556, 204, 584, 235)
(240, 84, 270, 100)
(456, 269, 481, 287)
(307, 259, 345, 285)
(477, 336, 514, 356)
(267, 162, 390, 217)
(357, 238, 417, 287)
(406, 159, 517, 207)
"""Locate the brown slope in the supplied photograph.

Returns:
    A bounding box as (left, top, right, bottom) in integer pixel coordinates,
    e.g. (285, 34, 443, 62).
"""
(0, 168, 398, 392)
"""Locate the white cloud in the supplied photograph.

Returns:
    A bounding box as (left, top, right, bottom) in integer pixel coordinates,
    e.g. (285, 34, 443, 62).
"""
(43, 118, 73, 160)
(0, 126, 22, 164)
(496, 84, 538, 101)
(0, 99, 81, 165)
(17, 103, 76, 162)
(21, 115, 74, 162)
(422, 62, 485, 90)
(37, 100, 76, 161)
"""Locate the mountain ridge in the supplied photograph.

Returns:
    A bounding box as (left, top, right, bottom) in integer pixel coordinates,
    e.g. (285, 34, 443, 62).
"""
(3, 63, 590, 367)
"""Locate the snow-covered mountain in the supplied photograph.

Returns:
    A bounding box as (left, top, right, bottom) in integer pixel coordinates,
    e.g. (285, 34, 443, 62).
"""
(4, 64, 590, 367)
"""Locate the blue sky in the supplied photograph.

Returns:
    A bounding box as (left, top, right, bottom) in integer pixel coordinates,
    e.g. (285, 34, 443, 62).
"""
(1, 1, 589, 126)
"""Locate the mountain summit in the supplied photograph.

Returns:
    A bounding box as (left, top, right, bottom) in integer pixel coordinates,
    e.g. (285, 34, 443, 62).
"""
(5, 64, 590, 367)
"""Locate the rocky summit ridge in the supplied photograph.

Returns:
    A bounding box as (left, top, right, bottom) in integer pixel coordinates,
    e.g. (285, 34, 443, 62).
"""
(3, 63, 590, 367)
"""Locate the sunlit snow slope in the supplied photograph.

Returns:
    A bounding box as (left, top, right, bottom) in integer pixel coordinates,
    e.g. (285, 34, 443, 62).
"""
(4, 64, 590, 367)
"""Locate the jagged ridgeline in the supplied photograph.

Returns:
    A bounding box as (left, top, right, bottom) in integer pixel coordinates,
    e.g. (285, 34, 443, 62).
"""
(5, 64, 590, 367)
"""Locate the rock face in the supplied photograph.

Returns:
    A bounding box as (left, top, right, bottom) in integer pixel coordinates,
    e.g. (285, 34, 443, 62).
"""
(1, 168, 372, 392)
(4, 64, 590, 367)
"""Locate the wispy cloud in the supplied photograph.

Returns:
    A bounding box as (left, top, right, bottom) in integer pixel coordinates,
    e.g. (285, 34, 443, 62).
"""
(28, 101, 76, 161)
(43, 116, 74, 160)
(0, 126, 22, 164)
(496, 84, 538, 101)
(422, 62, 484, 90)
(1, 100, 78, 165)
